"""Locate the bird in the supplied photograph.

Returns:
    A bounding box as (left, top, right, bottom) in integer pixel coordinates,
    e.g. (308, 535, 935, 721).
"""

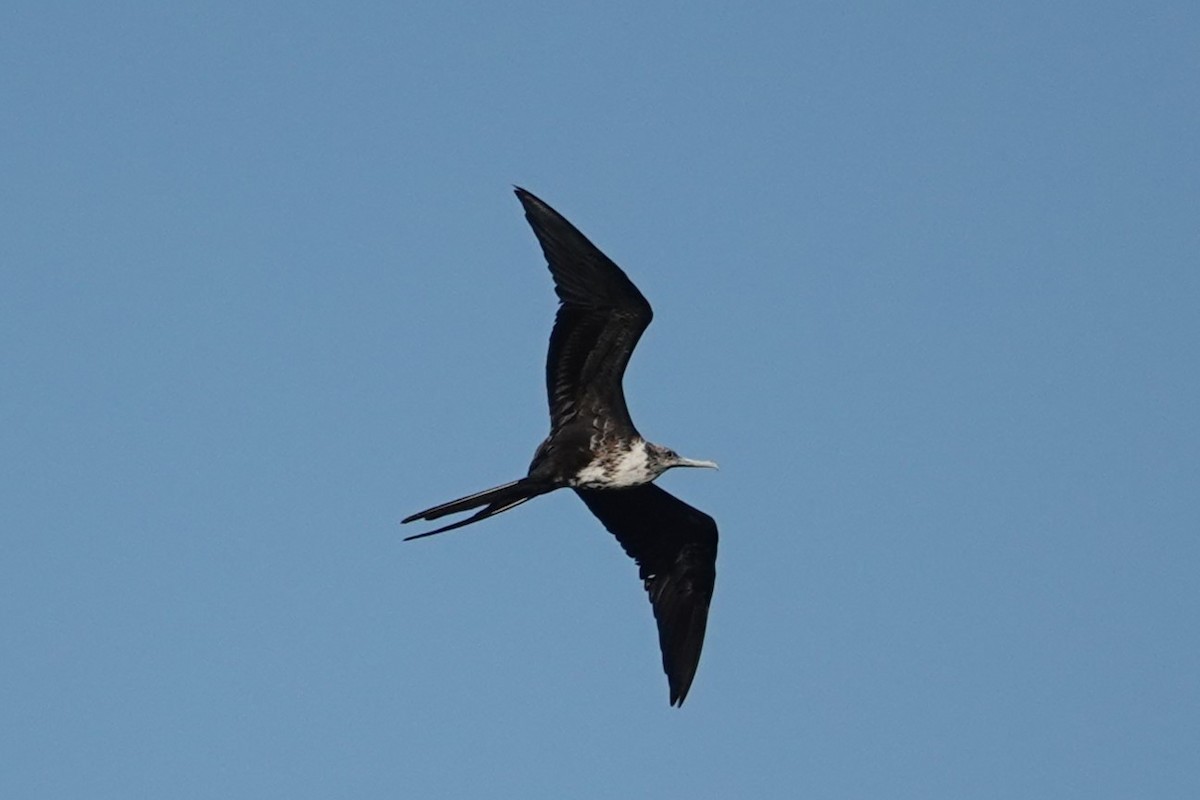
(403, 187, 719, 706)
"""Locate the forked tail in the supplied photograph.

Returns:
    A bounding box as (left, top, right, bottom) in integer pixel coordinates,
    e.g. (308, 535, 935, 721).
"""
(402, 478, 553, 541)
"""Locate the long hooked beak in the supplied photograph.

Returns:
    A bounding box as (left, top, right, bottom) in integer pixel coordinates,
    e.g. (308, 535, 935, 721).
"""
(674, 456, 719, 470)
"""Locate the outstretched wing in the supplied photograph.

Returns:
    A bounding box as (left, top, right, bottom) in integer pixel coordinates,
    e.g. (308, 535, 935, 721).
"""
(574, 484, 718, 706)
(515, 187, 653, 436)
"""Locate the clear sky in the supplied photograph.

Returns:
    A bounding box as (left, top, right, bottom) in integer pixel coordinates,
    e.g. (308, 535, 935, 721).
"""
(3, 2, 1197, 798)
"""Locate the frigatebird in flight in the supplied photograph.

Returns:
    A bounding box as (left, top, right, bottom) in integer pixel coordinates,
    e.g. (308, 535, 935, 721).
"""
(403, 188, 719, 706)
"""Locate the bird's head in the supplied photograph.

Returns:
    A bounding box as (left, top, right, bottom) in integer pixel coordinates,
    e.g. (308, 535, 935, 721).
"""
(648, 442, 719, 474)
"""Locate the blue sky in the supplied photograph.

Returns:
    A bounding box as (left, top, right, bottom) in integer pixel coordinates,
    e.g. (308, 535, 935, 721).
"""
(3, 2, 1197, 797)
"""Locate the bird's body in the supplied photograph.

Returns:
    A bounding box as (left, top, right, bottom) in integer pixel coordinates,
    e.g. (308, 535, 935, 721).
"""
(572, 437, 656, 488)
(404, 188, 719, 706)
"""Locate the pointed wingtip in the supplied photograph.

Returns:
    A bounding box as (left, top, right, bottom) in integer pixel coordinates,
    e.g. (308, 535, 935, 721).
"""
(668, 675, 695, 707)
(513, 185, 546, 213)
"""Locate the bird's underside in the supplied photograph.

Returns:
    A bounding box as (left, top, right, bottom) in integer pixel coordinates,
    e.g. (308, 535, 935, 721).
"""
(403, 187, 719, 706)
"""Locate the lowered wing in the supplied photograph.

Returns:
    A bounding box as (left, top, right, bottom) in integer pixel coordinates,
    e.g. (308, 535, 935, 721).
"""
(574, 483, 718, 706)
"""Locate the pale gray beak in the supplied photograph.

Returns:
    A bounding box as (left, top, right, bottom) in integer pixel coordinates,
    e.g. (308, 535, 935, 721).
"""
(673, 456, 719, 470)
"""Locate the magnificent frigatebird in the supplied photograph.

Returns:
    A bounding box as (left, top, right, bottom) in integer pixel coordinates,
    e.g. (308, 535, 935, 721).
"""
(403, 188, 719, 706)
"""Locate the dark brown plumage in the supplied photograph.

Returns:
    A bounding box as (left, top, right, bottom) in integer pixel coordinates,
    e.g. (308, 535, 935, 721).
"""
(403, 188, 719, 705)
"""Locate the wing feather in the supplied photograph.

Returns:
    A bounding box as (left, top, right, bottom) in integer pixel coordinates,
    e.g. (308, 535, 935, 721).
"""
(515, 188, 653, 434)
(574, 484, 718, 706)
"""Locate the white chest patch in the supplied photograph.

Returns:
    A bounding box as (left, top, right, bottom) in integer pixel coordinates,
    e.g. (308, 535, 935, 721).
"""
(572, 440, 656, 489)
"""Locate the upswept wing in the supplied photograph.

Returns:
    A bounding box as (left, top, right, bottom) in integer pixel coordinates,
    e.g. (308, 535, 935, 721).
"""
(515, 188, 653, 435)
(574, 484, 718, 706)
